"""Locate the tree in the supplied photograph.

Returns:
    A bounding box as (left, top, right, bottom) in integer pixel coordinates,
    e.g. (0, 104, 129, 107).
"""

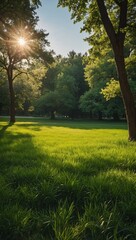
(56, 52, 88, 117)
(58, 0, 136, 141)
(79, 89, 105, 119)
(81, 51, 124, 120)
(40, 52, 88, 118)
(80, 77, 125, 121)
(0, 1, 52, 123)
(56, 74, 78, 117)
(35, 91, 59, 119)
(14, 60, 46, 115)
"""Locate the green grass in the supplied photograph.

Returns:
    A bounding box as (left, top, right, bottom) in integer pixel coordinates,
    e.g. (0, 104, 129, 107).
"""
(0, 118, 136, 240)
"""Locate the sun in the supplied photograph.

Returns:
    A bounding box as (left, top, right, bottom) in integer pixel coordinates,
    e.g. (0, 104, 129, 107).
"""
(18, 37, 26, 46)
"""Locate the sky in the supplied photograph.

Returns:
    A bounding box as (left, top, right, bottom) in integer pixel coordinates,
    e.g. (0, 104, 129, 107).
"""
(36, 0, 89, 56)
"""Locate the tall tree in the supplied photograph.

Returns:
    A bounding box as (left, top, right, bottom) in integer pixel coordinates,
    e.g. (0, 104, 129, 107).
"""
(0, 0, 52, 123)
(39, 52, 87, 118)
(58, 0, 136, 141)
(14, 60, 46, 115)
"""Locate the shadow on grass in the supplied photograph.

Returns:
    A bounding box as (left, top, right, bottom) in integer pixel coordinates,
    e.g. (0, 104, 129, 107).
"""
(0, 122, 14, 137)
(0, 123, 14, 134)
(0, 130, 134, 194)
(16, 119, 128, 132)
(0, 130, 135, 198)
(0, 130, 135, 240)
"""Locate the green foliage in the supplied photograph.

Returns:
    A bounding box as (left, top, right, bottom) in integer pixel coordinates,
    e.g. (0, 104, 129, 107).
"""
(101, 79, 120, 101)
(35, 91, 59, 117)
(0, 0, 41, 23)
(0, 70, 9, 113)
(14, 60, 46, 114)
(80, 51, 124, 119)
(79, 89, 104, 119)
(37, 52, 88, 118)
(42, 62, 59, 92)
(55, 51, 87, 98)
(0, 60, 46, 115)
(84, 51, 117, 88)
(50, 201, 74, 240)
(0, 118, 136, 239)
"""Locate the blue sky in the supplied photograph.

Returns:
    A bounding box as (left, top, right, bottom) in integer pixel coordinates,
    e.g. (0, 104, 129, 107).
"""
(36, 0, 89, 56)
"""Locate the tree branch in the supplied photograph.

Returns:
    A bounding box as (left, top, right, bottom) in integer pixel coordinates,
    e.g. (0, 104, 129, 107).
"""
(12, 69, 28, 81)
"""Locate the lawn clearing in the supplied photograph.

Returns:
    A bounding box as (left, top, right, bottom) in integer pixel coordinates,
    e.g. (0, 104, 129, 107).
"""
(0, 118, 136, 240)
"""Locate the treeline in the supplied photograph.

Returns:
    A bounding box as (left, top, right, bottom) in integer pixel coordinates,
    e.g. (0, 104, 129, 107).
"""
(35, 51, 126, 120)
(1, 49, 133, 120)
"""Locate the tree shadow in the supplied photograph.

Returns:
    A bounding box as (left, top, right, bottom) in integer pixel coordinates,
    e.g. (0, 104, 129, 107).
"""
(0, 122, 14, 137)
(17, 119, 127, 131)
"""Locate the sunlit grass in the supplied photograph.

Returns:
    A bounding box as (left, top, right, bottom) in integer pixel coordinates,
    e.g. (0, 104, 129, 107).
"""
(0, 118, 136, 239)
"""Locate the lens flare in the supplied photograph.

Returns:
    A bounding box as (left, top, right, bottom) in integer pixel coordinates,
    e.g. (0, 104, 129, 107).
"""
(18, 37, 26, 46)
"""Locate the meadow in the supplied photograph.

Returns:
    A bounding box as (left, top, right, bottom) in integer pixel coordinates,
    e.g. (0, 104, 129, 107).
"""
(0, 118, 136, 240)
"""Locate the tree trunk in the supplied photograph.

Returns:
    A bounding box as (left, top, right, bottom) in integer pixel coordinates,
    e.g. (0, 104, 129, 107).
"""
(96, 0, 136, 141)
(7, 66, 16, 123)
(115, 52, 136, 140)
